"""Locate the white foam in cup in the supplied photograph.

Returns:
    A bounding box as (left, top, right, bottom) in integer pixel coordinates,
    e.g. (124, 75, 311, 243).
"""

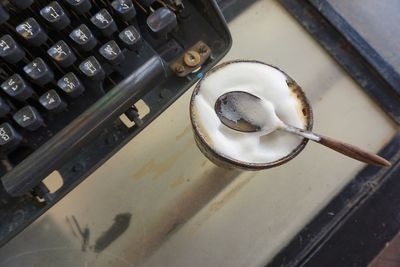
(190, 60, 312, 168)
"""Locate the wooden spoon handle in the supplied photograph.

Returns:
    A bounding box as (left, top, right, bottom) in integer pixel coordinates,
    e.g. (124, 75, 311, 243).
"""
(317, 135, 391, 167)
(282, 125, 391, 167)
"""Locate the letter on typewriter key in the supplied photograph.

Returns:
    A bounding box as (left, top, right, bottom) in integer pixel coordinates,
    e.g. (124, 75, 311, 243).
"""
(79, 57, 105, 81)
(47, 40, 76, 68)
(66, 0, 92, 14)
(40, 2, 71, 30)
(0, 35, 25, 64)
(0, 98, 10, 117)
(57, 72, 85, 97)
(99, 40, 125, 65)
(91, 9, 118, 37)
(13, 106, 44, 131)
(119, 26, 142, 50)
(69, 24, 98, 51)
(39, 90, 67, 113)
(111, 0, 136, 21)
(1, 74, 34, 101)
(9, 0, 33, 9)
(16, 18, 48, 46)
(147, 8, 177, 38)
(23, 58, 54, 86)
(0, 4, 9, 25)
(0, 122, 22, 150)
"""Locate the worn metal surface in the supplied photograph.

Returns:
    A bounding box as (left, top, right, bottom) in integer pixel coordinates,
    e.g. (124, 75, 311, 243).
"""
(170, 41, 211, 77)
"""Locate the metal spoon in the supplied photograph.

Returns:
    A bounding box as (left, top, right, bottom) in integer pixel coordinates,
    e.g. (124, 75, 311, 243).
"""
(215, 91, 391, 167)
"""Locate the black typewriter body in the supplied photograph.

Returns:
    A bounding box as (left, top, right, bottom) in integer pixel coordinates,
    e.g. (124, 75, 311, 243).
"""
(0, 0, 231, 246)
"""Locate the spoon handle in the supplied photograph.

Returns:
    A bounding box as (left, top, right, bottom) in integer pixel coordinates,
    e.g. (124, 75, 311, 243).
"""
(283, 125, 391, 167)
(317, 135, 391, 166)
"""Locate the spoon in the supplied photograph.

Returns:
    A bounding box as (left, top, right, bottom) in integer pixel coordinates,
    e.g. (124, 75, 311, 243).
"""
(215, 91, 391, 167)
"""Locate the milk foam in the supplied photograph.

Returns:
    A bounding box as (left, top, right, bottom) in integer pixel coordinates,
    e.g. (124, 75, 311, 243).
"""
(193, 61, 307, 164)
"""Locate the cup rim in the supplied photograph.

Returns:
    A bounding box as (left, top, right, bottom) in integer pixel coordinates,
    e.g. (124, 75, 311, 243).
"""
(190, 59, 314, 170)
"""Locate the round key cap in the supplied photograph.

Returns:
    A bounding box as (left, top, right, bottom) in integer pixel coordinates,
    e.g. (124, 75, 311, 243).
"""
(16, 18, 48, 46)
(1, 74, 34, 101)
(91, 9, 117, 37)
(47, 40, 76, 68)
(40, 2, 71, 30)
(0, 34, 25, 64)
(147, 7, 177, 38)
(111, 0, 136, 21)
(57, 72, 85, 97)
(13, 106, 44, 131)
(79, 56, 105, 81)
(119, 26, 142, 50)
(99, 40, 125, 65)
(69, 24, 98, 51)
(0, 122, 22, 151)
(23, 58, 54, 86)
(39, 90, 67, 113)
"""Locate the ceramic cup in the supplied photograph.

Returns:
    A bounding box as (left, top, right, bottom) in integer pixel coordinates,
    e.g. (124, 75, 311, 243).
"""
(190, 60, 313, 170)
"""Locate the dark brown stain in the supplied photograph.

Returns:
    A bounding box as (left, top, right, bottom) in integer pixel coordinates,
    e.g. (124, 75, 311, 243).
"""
(208, 176, 252, 213)
(120, 166, 241, 265)
(132, 138, 193, 181)
(94, 213, 132, 253)
(302, 107, 307, 116)
(169, 174, 188, 188)
(190, 173, 256, 234)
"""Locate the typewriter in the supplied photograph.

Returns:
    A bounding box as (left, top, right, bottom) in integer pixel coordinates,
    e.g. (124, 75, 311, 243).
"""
(0, 0, 231, 245)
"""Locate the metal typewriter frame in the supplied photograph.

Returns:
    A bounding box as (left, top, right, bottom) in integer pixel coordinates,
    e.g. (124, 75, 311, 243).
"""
(0, 0, 232, 247)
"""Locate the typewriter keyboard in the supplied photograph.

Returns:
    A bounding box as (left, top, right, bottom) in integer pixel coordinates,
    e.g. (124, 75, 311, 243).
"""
(0, 0, 231, 247)
(0, 0, 185, 168)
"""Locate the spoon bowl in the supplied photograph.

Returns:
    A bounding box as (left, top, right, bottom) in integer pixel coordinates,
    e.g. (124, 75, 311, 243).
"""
(215, 91, 283, 134)
(215, 91, 391, 167)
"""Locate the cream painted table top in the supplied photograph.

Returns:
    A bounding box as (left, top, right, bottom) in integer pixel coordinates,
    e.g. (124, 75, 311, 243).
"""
(0, 1, 396, 266)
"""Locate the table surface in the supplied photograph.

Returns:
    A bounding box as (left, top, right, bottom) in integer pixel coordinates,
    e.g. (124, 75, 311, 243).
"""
(0, 1, 397, 266)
